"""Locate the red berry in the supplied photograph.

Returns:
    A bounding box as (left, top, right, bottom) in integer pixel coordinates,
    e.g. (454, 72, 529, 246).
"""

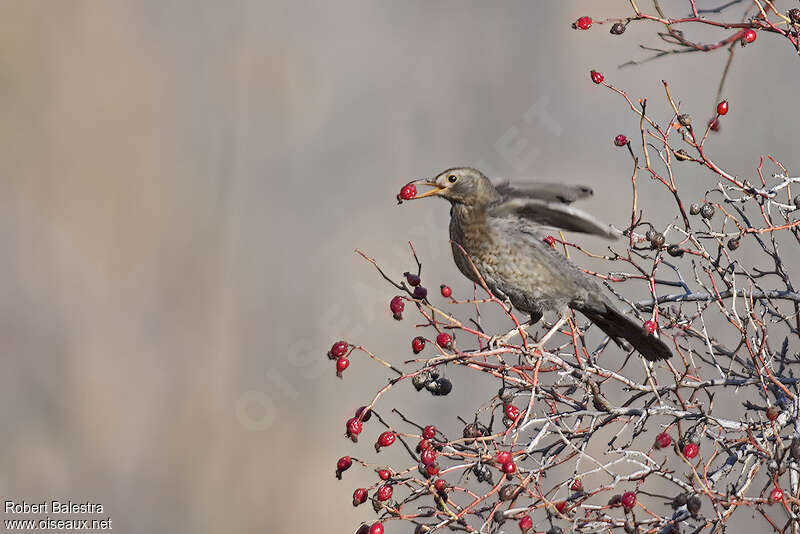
(436, 332, 452, 348)
(418, 438, 433, 451)
(336, 356, 349, 373)
(425, 462, 441, 476)
(433, 478, 447, 493)
(355, 405, 372, 422)
(377, 431, 396, 448)
(590, 70, 604, 84)
(347, 417, 363, 437)
(643, 320, 657, 334)
(502, 461, 516, 474)
(413, 285, 428, 299)
(330, 340, 348, 358)
(770, 487, 783, 502)
(505, 404, 521, 421)
(353, 487, 368, 506)
(543, 235, 556, 247)
(412, 336, 426, 354)
(337, 456, 352, 470)
(614, 134, 628, 147)
(708, 117, 721, 132)
(369, 523, 384, 534)
(423, 425, 437, 439)
(575, 16, 592, 30)
(716, 100, 729, 115)
(766, 405, 780, 421)
(682, 442, 699, 459)
(399, 183, 417, 201)
(496, 451, 512, 465)
(621, 491, 636, 510)
(518, 515, 533, 532)
(390, 295, 405, 318)
(405, 272, 421, 286)
(655, 432, 672, 449)
(440, 284, 452, 298)
(377, 469, 391, 480)
(555, 501, 567, 513)
(420, 448, 437, 465)
(376, 485, 393, 501)
(571, 479, 583, 492)
(743, 29, 757, 43)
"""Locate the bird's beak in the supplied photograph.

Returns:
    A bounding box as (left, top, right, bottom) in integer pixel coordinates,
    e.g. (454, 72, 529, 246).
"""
(411, 179, 446, 199)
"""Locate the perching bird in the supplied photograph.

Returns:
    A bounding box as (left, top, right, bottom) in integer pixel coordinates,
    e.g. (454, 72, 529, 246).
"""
(409, 167, 671, 361)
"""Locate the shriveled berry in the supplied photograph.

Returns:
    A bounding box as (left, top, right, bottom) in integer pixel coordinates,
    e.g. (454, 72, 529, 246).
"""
(499, 483, 521, 501)
(555, 501, 567, 513)
(689, 203, 701, 215)
(675, 148, 691, 161)
(614, 134, 628, 147)
(425, 462, 440, 476)
(336, 356, 350, 375)
(682, 442, 699, 459)
(590, 70, 604, 84)
(355, 405, 372, 422)
(643, 320, 657, 335)
(650, 232, 665, 248)
(667, 244, 683, 257)
(654, 432, 672, 449)
(412, 336, 426, 354)
(496, 451, 512, 465)
(413, 285, 428, 299)
(518, 515, 533, 532)
(571, 479, 583, 492)
(436, 332, 452, 348)
(377, 431, 396, 449)
(790, 9, 800, 24)
(427, 377, 453, 396)
(574, 16, 592, 30)
(405, 272, 421, 286)
(743, 29, 757, 43)
(727, 238, 740, 251)
(766, 405, 780, 421)
(390, 296, 405, 319)
(356, 525, 370, 534)
(353, 487, 368, 506)
(412, 373, 428, 391)
(369, 523, 384, 534)
(398, 183, 417, 201)
(420, 448, 437, 465)
(543, 235, 556, 247)
(502, 461, 516, 474)
(716, 100, 729, 116)
(504, 404, 521, 421)
(687, 495, 701, 517)
(330, 340, 348, 358)
(621, 491, 636, 510)
(770, 487, 784, 502)
(347, 417, 363, 439)
(440, 284, 452, 298)
(463, 423, 484, 439)
(422, 425, 437, 439)
(433, 478, 447, 493)
(610, 22, 626, 34)
(700, 204, 715, 219)
(376, 485, 393, 501)
(708, 117, 720, 132)
(678, 114, 692, 128)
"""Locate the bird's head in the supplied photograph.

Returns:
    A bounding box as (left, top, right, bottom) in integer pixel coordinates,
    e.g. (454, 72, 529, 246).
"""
(411, 167, 498, 206)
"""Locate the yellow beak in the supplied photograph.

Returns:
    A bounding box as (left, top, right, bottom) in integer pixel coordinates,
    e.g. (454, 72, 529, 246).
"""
(410, 179, 447, 199)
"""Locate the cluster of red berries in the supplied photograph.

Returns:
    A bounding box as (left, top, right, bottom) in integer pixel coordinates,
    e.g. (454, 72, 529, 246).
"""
(328, 340, 351, 377)
(390, 274, 453, 321)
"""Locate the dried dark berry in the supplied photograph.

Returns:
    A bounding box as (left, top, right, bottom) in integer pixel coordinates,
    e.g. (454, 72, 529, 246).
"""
(650, 232, 665, 249)
(610, 22, 626, 34)
(687, 495, 701, 517)
(667, 244, 683, 257)
(689, 203, 701, 215)
(672, 493, 688, 509)
(412, 373, 428, 391)
(675, 149, 691, 161)
(499, 484, 521, 501)
(405, 272, 421, 286)
(790, 9, 800, 23)
(700, 204, 715, 219)
(678, 114, 692, 128)
(413, 285, 428, 299)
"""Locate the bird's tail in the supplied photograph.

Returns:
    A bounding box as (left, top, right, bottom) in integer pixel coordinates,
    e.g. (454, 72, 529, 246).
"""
(577, 303, 672, 361)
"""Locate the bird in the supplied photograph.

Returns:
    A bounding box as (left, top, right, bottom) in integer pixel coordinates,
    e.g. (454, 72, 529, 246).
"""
(408, 166, 671, 361)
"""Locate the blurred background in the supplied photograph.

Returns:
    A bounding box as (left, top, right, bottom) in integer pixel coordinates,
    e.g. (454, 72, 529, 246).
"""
(0, 1, 797, 532)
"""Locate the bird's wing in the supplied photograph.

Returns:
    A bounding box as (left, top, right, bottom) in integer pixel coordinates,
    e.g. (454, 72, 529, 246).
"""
(494, 181, 593, 205)
(488, 197, 620, 239)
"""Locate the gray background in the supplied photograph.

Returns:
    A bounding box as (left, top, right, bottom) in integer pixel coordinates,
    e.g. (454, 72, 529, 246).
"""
(1, 1, 797, 532)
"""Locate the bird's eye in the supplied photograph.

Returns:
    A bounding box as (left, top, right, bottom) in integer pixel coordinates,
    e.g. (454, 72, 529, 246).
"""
(448, 175, 458, 183)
